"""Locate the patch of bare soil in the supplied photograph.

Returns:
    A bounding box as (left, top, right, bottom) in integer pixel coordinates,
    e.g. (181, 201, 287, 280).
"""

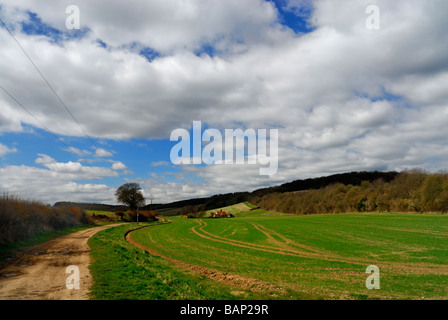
(0, 224, 122, 300)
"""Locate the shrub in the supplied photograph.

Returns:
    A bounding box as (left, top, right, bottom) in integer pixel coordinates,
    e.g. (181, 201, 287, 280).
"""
(0, 194, 92, 247)
(139, 210, 159, 222)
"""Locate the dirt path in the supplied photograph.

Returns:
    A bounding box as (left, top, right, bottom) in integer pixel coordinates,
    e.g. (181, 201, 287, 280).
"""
(0, 224, 122, 300)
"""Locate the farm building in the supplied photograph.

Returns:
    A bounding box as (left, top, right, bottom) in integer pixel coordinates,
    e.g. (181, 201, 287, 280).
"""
(210, 210, 234, 218)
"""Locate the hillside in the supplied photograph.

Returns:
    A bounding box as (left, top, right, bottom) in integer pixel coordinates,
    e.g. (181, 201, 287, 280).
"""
(254, 169, 448, 214)
(153, 171, 398, 211)
(55, 171, 399, 214)
(55, 171, 398, 213)
(53, 202, 127, 212)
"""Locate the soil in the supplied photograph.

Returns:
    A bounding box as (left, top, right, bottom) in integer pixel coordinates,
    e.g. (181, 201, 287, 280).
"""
(0, 224, 121, 300)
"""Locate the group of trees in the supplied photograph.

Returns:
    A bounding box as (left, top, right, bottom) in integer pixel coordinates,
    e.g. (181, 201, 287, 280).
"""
(180, 204, 207, 218)
(252, 169, 448, 214)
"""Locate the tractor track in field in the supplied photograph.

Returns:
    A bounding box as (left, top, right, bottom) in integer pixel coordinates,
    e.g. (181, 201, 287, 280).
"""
(249, 222, 329, 255)
(190, 220, 448, 276)
(125, 222, 288, 297)
(191, 219, 356, 263)
(126, 217, 448, 299)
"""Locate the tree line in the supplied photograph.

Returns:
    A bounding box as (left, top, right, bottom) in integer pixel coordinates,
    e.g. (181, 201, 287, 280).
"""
(55, 171, 400, 214)
(252, 169, 448, 214)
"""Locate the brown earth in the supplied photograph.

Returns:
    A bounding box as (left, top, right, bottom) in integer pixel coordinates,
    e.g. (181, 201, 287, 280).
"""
(0, 224, 122, 300)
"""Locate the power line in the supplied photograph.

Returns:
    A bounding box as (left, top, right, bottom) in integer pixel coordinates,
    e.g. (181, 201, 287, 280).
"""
(0, 85, 122, 188)
(0, 85, 75, 153)
(0, 15, 126, 184)
(0, 16, 96, 147)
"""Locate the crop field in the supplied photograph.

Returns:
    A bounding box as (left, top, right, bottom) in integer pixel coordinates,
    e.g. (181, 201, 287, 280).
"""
(205, 202, 255, 216)
(123, 210, 448, 300)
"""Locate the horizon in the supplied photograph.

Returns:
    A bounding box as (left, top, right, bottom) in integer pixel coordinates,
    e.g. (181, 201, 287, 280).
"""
(1, 1, 448, 205)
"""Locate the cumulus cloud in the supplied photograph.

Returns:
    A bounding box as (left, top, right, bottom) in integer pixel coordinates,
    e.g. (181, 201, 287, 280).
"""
(34, 153, 118, 179)
(111, 161, 127, 170)
(0, 164, 116, 204)
(0, 0, 278, 52)
(0, 143, 17, 157)
(94, 148, 113, 157)
(1, 0, 448, 203)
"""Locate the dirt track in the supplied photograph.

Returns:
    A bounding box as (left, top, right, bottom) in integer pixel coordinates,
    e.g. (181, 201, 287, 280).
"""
(0, 224, 121, 300)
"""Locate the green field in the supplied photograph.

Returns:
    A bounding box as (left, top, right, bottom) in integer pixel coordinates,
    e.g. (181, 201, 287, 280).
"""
(90, 207, 448, 300)
(88, 222, 269, 300)
(205, 202, 255, 216)
(85, 210, 116, 217)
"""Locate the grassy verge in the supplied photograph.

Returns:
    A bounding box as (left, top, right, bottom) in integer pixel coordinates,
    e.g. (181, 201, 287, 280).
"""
(87, 222, 271, 300)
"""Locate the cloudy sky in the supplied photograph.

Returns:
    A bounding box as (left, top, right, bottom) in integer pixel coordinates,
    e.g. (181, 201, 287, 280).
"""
(1, 0, 448, 205)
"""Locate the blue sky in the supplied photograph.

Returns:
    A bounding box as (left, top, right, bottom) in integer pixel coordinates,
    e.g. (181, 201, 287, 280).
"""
(1, 0, 448, 204)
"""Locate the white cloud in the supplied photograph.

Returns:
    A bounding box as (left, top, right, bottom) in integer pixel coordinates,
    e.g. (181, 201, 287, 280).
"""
(111, 161, 127, 170)
(0, 143, 17, 157)
(35, 153, 56, 166)
(35, 154, 118, 180)
(0, 165, 116, 204)
(1, 1, 448, 203)
(94, 148, 113, 157)
(151, 161, 171, 167)
(0, 0, 278, 53)
(64, 147, 91, 157)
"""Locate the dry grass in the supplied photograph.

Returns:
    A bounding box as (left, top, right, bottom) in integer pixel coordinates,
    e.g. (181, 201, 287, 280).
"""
(0, 194, 91, 246)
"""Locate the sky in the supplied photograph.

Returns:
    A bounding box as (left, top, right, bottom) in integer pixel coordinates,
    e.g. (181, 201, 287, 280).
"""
(1, 0, 448, 205)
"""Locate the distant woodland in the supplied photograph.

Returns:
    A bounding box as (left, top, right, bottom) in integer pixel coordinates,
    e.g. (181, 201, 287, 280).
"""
(52, 170, 448, 216)
(253, 169, 448, 214)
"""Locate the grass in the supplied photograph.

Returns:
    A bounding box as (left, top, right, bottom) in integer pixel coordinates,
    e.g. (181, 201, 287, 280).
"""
(128, 210, 448, 300)
(88, 222, 272, 300)
(86, 210, 115, 214)
(85, 210, 117, 218)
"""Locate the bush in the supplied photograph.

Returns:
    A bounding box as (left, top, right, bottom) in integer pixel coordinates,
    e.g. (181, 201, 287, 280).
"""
(139, 210, 159, 222)
(0, 194, 92, 247)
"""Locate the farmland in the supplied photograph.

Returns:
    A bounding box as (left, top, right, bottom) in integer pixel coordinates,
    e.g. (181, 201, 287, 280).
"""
(90, 207, 448, 300)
